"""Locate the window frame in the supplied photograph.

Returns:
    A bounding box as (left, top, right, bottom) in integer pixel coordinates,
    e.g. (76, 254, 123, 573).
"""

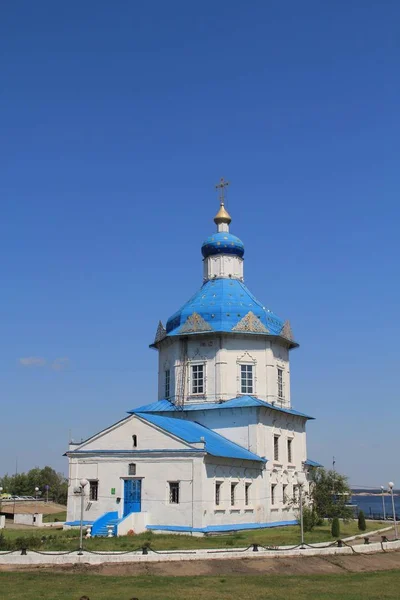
(191, 363, 205, 395)
(168, 481, 180, 504)
(277, 367, 284, 400)
(215, 481, 222, 506)
(245, 482, 251, 506)
(287, 438, 293, 463)
(273, 435, 280, 462)
(230, 482, 238, 506)
(271, 483, 276, 506)
(128, 463, 136, 476)
(165, 369, 170, 399)
(240, 364, 254, 394)
(89, 480, 98, 502)
(283, 484, 288, 504)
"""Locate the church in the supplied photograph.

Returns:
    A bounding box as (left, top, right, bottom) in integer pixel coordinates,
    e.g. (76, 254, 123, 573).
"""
(65, 181, 320, 536)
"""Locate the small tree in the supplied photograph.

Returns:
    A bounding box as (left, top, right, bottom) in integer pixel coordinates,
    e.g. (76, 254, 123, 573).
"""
(308, 468, 353, 521)
(331, 517, 340, 538)
(358, 510, 366, 531)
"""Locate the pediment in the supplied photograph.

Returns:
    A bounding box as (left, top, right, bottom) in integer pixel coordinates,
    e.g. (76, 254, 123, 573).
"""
(232, 311, 269, 333)
(180, 312, 213, 333)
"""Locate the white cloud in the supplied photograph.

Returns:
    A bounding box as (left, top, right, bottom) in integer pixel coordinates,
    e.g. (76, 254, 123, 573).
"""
(51, 357, 70, 371)
(19, 357, 47, 367)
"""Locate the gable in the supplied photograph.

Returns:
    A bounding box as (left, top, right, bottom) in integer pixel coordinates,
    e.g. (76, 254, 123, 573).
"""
(74, 414, 194, 452)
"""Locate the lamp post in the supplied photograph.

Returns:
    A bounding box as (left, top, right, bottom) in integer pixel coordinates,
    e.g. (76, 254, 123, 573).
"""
(34, 487, 39, 515)
(78, 479, 88, 555)
(388, 482, 398, 539)
(381, 486, 386, 520)
(296, 473, 307, 548)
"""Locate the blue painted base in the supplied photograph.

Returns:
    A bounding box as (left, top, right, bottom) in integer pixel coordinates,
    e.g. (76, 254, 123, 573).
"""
(64, 520, 94, 527)
(147, 520, 297, 534)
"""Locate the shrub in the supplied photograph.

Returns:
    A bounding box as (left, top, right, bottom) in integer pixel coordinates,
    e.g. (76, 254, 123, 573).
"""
(358, 510, 367, 531)
(301, 506, 319, 532)
(331, 517, 340, 538)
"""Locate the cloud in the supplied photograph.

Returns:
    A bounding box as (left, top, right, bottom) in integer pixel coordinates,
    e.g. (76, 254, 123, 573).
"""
(51, 357, 70, 371)
(19, 357, 47, 367)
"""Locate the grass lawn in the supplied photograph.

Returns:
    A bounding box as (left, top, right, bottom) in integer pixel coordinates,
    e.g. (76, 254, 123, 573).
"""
(0, 520, 385, 551)
(1, 571, 400, 599)
(42, 511, 67, 523)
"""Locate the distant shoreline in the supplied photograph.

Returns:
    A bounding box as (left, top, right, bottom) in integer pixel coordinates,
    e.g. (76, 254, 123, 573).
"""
(351, 492, 399, 497)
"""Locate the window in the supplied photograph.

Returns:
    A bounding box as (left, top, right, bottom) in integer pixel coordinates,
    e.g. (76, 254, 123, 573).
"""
(245, 482, 251, 506)
(230, 482, 238, 506)
(283, 484, 288, 504)
(215, 482, 222, 506)
(89, 480, 98, 501)
(165, 369, 170, 399)
(293, 485, 298, 502)
(271, 484, 276, 506)
(240, 364, 253, 394)
(169, 482, 180, 504)
(191, 364, 204, 395)
(274, 435, 280, 461)
(287, 439, 293, 463)
(132, 435, 137, 448)
(277, 368, 284, 400)
(128, 463, 136, 476)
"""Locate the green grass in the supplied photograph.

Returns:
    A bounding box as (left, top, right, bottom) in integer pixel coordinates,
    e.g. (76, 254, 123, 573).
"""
(0, 520, 385, 551)
(42, 511, 67, 523)
(1, 571, 400, 599)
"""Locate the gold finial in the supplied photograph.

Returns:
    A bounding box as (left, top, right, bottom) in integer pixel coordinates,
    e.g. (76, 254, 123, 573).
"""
(214, 178, 232, 225)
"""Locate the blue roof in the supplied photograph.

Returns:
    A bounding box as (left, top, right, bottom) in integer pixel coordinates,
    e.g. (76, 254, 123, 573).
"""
(201, 232, 244, 259)
(129, 395, 314, 420)
(304, 459, 323, 467)
(136, 412, 265, 463)
(165, 278, 287, 338)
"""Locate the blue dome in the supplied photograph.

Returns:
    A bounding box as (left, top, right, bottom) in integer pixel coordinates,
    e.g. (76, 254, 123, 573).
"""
(165, 278, 286, 338)
(201, 232, 244, 259)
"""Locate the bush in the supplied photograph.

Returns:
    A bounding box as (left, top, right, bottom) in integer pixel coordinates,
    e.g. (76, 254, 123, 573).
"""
(331, 517, 340, 538)
(301, 506, 318, 532)
(358, 510, 367, 531)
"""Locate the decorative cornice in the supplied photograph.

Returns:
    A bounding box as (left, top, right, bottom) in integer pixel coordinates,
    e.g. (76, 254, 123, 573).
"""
(180, 312, 213, 334)
(154, 320, 167, 343)
(232, 311, 269, 333)
(280, 320, 294, 341)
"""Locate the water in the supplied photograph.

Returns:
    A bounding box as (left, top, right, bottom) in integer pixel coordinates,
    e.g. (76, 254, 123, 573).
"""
(350, 494, 400, 519)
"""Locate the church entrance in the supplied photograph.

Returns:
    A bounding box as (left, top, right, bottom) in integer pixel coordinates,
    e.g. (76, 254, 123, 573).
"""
(123, 479, 142, 516)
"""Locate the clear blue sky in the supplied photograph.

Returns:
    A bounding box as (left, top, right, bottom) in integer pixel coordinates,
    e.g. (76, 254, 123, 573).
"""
(1, 1, 399, 487)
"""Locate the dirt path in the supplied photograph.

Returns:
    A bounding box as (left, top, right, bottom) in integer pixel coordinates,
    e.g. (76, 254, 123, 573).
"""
(1, 551, 400, 577)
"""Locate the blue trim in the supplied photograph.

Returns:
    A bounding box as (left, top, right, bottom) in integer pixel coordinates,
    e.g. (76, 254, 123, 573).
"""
(67, 449, 204, 455)
(129, 396, 314, 421)
(147, 520, 297, 534)
(64, 520, 94, 527)
(136, 413, 266, 463)
(305, 459, 323, 467)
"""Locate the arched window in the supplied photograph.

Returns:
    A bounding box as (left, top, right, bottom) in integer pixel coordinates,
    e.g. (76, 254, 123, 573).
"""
(132, 435, 137, 448)
(129, 463, 136, 476)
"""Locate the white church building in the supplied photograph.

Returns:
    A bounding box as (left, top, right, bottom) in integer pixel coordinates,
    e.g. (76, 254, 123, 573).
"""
(65, 182, 320, 536)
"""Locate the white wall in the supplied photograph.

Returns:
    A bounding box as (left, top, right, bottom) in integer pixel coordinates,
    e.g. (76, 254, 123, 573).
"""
(158, 333, 292, 407)
(67, 454, 204, 527)
(202, 457, 265, 526)
(203, 255, 244, 281)
(78, 415, 190, 452)
(14, 513, 43, 527)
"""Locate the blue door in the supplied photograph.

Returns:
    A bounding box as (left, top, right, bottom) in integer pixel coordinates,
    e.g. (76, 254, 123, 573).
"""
(124, 479, 141, 516)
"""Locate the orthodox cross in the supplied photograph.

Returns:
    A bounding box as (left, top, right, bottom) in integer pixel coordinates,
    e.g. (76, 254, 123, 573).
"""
(215, 177, 229, 205)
